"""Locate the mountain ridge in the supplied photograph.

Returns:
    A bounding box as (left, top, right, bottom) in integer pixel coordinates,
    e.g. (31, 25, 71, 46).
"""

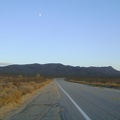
(0, 63, 120, 77)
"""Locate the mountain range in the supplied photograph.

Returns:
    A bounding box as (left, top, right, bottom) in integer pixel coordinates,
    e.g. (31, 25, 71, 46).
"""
(0, 63, 120, 77)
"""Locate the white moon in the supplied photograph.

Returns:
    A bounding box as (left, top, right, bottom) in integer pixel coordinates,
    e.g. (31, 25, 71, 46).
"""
(39, 13, 42, 16)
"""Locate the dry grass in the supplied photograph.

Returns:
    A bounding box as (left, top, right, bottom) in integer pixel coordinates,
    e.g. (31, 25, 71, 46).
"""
(0, 75, 51, 118)
(66, 77, 120, 88)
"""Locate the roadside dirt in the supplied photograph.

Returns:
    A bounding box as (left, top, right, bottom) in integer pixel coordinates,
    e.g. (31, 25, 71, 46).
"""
(2, 80, 61, 120)
(0, 80, 51, 120)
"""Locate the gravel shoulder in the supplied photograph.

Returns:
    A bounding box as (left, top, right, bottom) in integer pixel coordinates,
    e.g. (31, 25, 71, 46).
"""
(3, 80, 61, 120)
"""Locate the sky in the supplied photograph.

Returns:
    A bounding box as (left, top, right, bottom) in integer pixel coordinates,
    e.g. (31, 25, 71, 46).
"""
(0, 0, 120, 70)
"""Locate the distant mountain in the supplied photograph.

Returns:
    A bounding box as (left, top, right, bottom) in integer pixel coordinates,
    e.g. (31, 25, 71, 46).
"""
(0, 63, 120, 77)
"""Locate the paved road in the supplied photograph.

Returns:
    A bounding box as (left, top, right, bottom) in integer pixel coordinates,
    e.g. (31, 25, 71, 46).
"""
(57, 79, 120, 120)
(6, 79, 120, 120)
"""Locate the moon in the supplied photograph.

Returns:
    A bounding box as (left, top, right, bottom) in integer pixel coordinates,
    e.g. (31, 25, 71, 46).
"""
(39, 13, 42, 16)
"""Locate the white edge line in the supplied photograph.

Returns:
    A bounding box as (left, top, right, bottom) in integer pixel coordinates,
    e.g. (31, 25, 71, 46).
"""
(56, 81, 91, 120)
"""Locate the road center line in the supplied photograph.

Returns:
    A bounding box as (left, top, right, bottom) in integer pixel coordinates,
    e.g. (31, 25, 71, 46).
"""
(56, 81, 91, 120)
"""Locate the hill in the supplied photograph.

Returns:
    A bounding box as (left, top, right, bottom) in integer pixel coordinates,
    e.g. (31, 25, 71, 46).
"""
(0, 63, 120, 77)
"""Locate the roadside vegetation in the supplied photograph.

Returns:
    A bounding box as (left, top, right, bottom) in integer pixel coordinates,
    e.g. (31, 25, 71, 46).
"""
(0, 74, 51, 118)
(66, 77, 120, 89)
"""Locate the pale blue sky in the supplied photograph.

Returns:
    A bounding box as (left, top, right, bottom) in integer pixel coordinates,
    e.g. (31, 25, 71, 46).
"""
(0, 0, 120, 70)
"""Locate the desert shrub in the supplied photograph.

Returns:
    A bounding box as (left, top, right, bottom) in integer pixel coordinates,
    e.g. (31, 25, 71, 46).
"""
(0, 75, 50, 108)
(66, 77, 120, 88)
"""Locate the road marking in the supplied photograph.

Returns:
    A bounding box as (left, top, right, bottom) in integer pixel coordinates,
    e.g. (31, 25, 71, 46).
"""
(56, 81, 91, 120)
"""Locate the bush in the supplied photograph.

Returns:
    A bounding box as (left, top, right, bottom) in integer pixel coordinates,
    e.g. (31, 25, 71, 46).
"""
(0, 75, 49, 108)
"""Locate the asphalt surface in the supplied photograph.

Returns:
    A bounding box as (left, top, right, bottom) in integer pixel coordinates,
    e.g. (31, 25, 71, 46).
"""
(57, 79, 120, 120)
(6, 79, 120, 120)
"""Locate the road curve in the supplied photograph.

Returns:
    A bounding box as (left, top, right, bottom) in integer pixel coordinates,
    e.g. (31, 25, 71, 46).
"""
(5, 78, 120, 120)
